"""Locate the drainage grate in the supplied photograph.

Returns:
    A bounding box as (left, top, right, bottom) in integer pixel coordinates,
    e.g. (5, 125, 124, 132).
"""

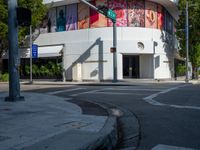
(0, 136, 11, 142)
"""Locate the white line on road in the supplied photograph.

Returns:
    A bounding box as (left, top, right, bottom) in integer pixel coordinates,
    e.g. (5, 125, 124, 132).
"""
(47, 88, 85, 95)
(152, 144, 196, 150)
(94, 91, 147, 95)
(70, 89, 102, 96)
(143, 85, 200, 110)
(107, 88, 163, 92)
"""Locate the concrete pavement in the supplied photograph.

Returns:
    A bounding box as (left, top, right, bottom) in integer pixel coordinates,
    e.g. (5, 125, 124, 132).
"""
(0, 92, 118, 150)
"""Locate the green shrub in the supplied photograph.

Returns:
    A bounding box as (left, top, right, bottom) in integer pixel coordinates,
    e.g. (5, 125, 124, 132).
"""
(176, 64, 186, 76)
(0, 73, 9, 82)
(25, 65, 30, 75)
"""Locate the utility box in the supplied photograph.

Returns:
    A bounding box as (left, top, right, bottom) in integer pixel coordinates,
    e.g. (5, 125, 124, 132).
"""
(72, 63, 82, 81)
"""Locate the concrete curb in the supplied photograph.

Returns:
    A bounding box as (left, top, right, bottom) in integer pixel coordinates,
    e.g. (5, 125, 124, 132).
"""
(69, 99, 119, 150)
(82, 116, 118, 150)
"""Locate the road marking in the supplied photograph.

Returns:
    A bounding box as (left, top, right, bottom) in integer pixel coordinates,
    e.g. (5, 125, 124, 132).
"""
(70, 89, 102, 96)
(143, 85, 200, 110)
(152, 144, 196, 150)
(47, 88, 85, 95)
(107, 88, 162, 92)
(94, 91, 147, 95)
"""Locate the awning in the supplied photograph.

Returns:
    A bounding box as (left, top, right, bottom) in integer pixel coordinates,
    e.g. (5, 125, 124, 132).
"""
(2, 45, 63, 59)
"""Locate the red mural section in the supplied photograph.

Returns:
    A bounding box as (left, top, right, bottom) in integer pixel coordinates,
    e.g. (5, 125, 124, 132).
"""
(78, 3, 90, 29)
(108, 0, 127, 27)
(127, 0, 145, 27)
(145, 1, 157, 28)
(90, 0, 107, 28)
(157, 4, 164, 30)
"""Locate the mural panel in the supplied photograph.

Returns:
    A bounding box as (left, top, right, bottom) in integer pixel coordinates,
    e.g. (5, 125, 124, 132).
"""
(66, 4, 77, 31)
(90, 0, 107, 28)
(127, 0, 145, 27)
(157, 4, 164, 30)
(166, 11, 173, 34)
(108, 0, 127, 27)
(145, 1, 157, 28)
(47, 8, 57, 33)
(78, 3, 90, 29)
(56, 6, 66, 32)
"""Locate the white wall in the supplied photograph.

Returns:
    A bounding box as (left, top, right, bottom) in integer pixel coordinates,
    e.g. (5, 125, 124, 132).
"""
(35, 27, 175, 80)
(140, 55, 154, 78)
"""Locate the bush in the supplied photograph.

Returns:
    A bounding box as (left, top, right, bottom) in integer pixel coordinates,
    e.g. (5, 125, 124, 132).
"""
(0, 73, 9, 82)
(176, 64, 186, 76)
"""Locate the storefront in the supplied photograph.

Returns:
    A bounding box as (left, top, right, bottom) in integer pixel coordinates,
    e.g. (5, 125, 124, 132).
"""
(19, 0, 180, 81)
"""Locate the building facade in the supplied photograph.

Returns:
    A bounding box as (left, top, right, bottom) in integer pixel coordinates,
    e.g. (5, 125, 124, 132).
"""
(34, 0, 179, 81)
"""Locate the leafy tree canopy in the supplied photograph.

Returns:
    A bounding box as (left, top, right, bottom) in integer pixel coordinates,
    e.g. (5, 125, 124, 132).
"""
(0, 0, 46, 56)
(176, 0, 200, 78)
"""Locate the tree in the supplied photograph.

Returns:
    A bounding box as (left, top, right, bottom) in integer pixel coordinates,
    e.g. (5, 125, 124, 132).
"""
(18, 0, 47, 44)
(176, 0, 200, 79)
(0, 0, 8, 58)
(0, 0, 46, 57)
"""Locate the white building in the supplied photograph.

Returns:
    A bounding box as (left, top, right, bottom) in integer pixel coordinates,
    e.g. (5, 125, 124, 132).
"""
(33, 0, 179, 81)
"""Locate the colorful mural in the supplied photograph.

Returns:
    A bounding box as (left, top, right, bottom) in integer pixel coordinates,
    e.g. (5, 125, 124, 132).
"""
(108, 0, 127, 27)
(127, 0, 145, 27)
(90, 0, 107, 28)
(78, 3, 90, 29)
(145, 1, 157, 28)
(56, 6, 66, 32)
(66, 4, 77, 31)
(157, 5, 164, 29)
(41, 0, 175, 34)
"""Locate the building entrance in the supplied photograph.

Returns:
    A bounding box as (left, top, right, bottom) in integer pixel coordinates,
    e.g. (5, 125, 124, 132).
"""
(123, 55, 139, 78)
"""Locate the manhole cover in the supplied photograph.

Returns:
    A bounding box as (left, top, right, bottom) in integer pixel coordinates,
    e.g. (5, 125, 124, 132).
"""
(55, 121, 91, 129)
(0, 108, 12, 112)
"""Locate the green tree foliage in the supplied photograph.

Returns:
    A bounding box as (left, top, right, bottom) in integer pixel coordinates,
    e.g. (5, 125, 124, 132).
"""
(0, 0, 8, 56)
(0, 0, 46, 55)
(18, 0, 47, 43)
(176, 0, 200, 79)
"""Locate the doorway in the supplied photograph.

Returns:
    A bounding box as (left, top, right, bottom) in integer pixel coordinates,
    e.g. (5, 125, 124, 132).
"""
(123, 55, 140, 78)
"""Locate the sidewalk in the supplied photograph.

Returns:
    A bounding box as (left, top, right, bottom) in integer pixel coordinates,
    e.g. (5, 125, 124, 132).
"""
(19, 78, 200, 86)
(0, 92, 117, 150)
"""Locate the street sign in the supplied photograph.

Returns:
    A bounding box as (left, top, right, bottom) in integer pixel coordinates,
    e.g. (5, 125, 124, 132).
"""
(32, 44, 38, 58)
(110, 47, 116, 53)
(107, 9, 116, 21)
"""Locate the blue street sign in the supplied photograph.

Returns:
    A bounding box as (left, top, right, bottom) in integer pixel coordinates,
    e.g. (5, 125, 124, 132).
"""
(32, 44, 38, 58)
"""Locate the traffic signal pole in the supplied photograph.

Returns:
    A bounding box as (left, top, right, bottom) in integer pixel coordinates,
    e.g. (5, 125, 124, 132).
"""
(113, 21, 117, 82)
(5, 0, 24, 101)
(80, 0, 117, 82)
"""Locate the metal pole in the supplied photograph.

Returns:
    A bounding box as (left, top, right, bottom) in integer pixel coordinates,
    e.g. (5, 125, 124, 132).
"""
(113, 21, 117, 82)
(185, 1, 189, 83)
(30, 25, 33, 84)
(5, 0, 24, 101)
(80, 0, 117, 81)
(80, 0, 98, 11)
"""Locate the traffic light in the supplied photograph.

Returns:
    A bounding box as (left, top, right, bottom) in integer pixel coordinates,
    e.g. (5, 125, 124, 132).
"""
(17, 7, 31, 26)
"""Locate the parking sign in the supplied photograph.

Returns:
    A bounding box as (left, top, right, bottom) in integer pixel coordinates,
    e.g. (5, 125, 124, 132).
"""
(32, 44, 38, 58)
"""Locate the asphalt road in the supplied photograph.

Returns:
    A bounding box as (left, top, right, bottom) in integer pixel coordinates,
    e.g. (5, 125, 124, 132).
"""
(1, 82, 200, 150)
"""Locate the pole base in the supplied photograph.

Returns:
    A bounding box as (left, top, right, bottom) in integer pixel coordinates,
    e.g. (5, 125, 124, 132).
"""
(5, 96, 25, 102)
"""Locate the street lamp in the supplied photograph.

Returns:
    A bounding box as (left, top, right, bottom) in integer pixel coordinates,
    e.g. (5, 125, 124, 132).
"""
(185, 1, 198, 83)
(185, 1, 189, 83)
